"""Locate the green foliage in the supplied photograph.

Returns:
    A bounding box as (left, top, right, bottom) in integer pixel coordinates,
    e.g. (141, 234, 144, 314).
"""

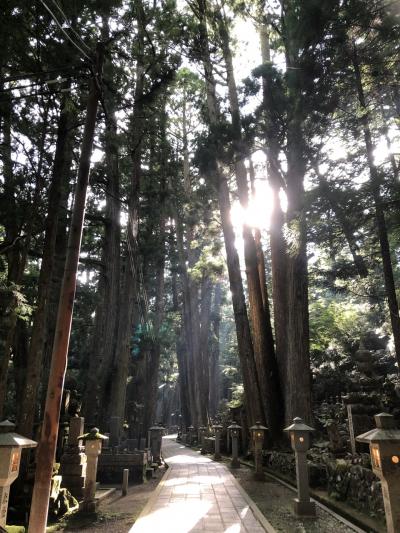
(309, 298, 369, 358)
(227, 383, 244, 409)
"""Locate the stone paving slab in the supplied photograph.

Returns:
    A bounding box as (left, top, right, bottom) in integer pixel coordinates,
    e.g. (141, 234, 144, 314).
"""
(129, 436, 274, 533)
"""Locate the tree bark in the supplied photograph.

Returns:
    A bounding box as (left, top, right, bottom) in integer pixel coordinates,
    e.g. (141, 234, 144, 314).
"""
(209, 282, 222, 418)
(84, 16, 121, 426)
(17, 92, 75, 437)
(109, 0, 145, 432)
(279, 6, 313, 423)
(143, 107, 168, 431)
(0, 93, 19, 417)
(217, 9, 283, 437)
(259, 22, 289, 411)
(195, 0, 265, 426)
(28, 44, 103, 533)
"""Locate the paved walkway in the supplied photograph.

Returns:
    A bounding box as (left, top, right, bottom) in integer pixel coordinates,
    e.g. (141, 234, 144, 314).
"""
(130, 435, 270, 533)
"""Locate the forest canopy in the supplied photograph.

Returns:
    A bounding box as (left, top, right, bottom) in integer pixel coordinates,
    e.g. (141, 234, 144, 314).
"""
(1, 0, 400, 475)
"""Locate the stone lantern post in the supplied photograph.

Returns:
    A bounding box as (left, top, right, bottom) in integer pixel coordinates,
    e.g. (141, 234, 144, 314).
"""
(356, 413, 400, 533)
(149, 424, 164, 464)
(212, 424, 223, 461)
(284, 417, 316, 517)
(0, 420, 37, 528)
(79, 427, 107, 512)
(228, 423, 241, 469)
(187, 425, 195, 446)
(198, 426, 207, 454)
(250, 421, 267, 480)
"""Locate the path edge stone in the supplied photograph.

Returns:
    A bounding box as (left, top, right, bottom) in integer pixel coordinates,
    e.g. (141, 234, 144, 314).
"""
(228, 468, 276, 533)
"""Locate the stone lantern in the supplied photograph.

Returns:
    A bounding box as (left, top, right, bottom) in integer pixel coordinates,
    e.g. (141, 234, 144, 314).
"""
(284, 417, 316, 517)
(250, 421, 267, 480)
(149, 424, 164, 464)
(228, 423, 241, 469)
(187, 425, 195, 446)
(0, 420, 37, 528)
(356, 413, 400, 533)
(212, 424, 223, 461)
(79, 427, 107, 512)
(198, 426, 207, 454)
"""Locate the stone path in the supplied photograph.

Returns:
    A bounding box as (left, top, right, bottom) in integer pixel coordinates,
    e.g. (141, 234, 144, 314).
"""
(129, 435, 272, 533)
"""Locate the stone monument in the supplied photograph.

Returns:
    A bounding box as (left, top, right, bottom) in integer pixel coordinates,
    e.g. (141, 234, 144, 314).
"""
(60, 416, 87, 499)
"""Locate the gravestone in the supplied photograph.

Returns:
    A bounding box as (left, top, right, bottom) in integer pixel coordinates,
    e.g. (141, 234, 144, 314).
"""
(109, 416, 121, 448)
(344, 343, 384, 454)
(60, 417, 87, 499)
(347, 403, 375, 455)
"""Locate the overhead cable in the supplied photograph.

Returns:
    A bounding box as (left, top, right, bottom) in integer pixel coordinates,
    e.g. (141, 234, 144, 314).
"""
(39, 0, 93, 63)
(49, 0, 92, 54)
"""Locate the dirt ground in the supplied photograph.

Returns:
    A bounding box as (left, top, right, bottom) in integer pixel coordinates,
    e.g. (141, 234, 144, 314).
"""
(49, 468, 165, 533)
(231, 464, 365, 533)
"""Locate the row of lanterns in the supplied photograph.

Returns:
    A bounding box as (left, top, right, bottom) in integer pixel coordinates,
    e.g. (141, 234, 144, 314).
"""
(186, 413, 400, 531)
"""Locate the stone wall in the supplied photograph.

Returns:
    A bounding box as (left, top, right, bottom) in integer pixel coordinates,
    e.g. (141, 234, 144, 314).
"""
(265, 451, 384, 518)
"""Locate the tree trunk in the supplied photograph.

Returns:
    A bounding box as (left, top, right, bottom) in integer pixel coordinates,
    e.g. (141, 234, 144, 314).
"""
(209, 282, 222, 418)
(259, 22, 289, 409)
(143, 109, 167, 431)
(174, 212, 198, 426)
(0, 93, 19, 417)
(109, 0, 145, 433)
(84, 16, 121, 426)
(195, 0, 265, 426)
(28, 44, 103, 533)
(217, 9, 283, 437)
(199, 275, 212, 423)
(17, 92, 75, 438)
(282, 10, 313, 423)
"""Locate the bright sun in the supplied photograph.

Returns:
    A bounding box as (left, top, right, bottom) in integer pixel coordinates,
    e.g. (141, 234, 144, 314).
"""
(230, 178, 275, 232)
(229, 151, 284, 236)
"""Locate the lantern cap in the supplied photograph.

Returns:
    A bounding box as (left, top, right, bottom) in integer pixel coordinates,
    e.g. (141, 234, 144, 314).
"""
(356, 413, 400, 443)
(198, 425, 207, 430)
(150, 424, 164, 431)
(284, 417, 315, 433)
(188, 425, 195, 430)
(228, 422, 242, 430)
(0, 420, 16, 434)
(0, 420, 37, 448)
(78, 427, 108, 441)
(250, 421, 268, 431)
(212, 424, 223, 430)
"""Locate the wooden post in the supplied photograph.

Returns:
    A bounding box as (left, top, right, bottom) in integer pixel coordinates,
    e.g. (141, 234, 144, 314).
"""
(28, 45, 103, 533)
(122, 468, 129, 496)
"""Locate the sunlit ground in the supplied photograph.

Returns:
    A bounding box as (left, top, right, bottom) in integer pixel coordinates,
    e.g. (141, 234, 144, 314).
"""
(129, 436, 264, 533)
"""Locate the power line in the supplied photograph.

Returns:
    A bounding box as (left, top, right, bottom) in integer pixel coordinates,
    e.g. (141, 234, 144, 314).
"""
(3, 65, 85, 83)
(49, 0, 92, 54)
(0, 74, 89, 93)
(38, 0, 93, 63)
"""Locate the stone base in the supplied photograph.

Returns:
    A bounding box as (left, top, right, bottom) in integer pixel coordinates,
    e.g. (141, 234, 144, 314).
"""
(214, 453, 221, 461)
(230, 459, 240, 469)
(80, 499, 99, 513)
(98, 452, 148, 484)
(293, 498, 316, 517)
(61, 475, 86, 499)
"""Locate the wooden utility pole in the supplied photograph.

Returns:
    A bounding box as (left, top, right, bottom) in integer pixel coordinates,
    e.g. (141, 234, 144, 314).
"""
(28, 45, 103, 533)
